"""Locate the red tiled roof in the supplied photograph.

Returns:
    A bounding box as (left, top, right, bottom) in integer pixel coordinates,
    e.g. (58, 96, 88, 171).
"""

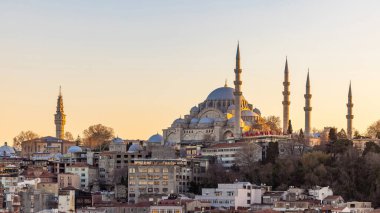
(207, 142, 247, 149)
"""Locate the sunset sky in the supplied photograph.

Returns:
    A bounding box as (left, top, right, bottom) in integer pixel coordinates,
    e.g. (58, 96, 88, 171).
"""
(1, 0, 380, 145)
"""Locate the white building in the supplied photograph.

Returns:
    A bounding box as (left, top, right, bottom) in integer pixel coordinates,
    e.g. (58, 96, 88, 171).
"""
(195, 182, 263, 210)
(65, 164, 97, 191)
(308, 186, 333, 201)
(201, 142, 262, 168)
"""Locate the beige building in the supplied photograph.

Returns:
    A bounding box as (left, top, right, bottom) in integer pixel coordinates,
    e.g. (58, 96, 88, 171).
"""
(58, 187, 76, 213)
(128, 159, 188, 203)
(58, 173, 80, 189)
(21, 136, 75, 159)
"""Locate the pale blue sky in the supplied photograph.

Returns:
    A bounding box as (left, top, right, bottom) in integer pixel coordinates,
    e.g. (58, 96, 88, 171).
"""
(1, 1, 380, 143)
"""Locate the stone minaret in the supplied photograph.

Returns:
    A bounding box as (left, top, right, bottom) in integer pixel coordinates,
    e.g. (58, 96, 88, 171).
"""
(234, 43, 242, 139)
(282, 58, 290, 134)
(304, 71, 312, 137)
(54, 86, 66, 139)
(346, 82, 354, 140)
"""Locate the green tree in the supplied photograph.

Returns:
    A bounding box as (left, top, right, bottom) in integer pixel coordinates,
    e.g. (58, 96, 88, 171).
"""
(287, 120, 293, 135)
(329, 128, 338, 142)
(363, 141, 380, 155)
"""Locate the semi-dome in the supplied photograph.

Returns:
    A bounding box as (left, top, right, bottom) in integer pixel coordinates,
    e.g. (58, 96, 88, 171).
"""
(148, 134, 163, 143)
(206, 87, 235, 101)
(199, 117, 214, 124)
(190, 118, 199, 124)
(242, 110, 254, 117)
(128, 144, 142, 152)
(112, 137, 124, 144)
(0, 142, 15, 157)
(253, 108, 261, 115)
(68, 146, 82, 153)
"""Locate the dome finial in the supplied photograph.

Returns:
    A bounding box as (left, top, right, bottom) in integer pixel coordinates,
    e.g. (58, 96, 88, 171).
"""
(224, 79, 228, 87)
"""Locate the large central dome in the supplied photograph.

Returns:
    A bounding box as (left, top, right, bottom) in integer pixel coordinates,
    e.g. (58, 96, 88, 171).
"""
(206, 86, 235, 101)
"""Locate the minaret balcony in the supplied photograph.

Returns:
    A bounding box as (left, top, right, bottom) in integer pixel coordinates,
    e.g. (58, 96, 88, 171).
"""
(304, 107, 312, 111)
(283, 82, 290, 86)
(234, 69, 242, 74)
(282, 101, 290, 105)
(346, 115, 354, 119)
(304, 94, 312, 98)
(282, 91, 290, 96)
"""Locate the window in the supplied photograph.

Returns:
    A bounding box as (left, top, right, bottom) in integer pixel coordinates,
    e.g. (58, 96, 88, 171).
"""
(148, 188, 153, 192)
(247, 200, 251, 204)
(129, 181, 136, 185)
(139, 168, 147, 173)
(148, 168, 154, 173)
(154, 181, 160, 185)
(163, 168, 169, 173)
(139, 180, 147, 185)
(163, 188, 168, 192)
(162, 181, 168, 185)
(81, 179, 85, 183)
(129, 168, 136, 173)
(154, 168, 161, 173)
(163, 175, 168, 180)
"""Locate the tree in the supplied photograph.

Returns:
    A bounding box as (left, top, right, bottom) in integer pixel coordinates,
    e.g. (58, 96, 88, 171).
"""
(83, 124, 114, 150)
(366, 120, 380, 139)
(235, 143, 262, 168)
(13, 131, 39, 150)
(329, 128, 338, 142)
(287, 120, 293, 135)
(337, 129, 347, 140)
(64, 132, 74, 141)
(363, 141, 380, 155)
(265, 116, 282, 133)
(299, 128, 304, 142)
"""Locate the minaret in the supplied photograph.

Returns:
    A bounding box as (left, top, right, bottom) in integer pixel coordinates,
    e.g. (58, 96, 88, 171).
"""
(304, 71, 312, 138)
(54, 86, 66, 139)
(234, 43, 243, 139)
(346, 82, 354, 140)
(282, 58, 290, 134)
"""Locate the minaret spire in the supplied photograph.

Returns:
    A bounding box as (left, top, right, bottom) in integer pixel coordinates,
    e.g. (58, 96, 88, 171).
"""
(55, 86, 66, 139)
(233, 42, 243, 139)
(346, 82, 354, 140)
(282, 57, 290, 134)
(304, 70, 312, 140)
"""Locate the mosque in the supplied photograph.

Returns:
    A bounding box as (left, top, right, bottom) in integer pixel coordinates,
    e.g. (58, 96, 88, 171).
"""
(162, 44, 273, 145)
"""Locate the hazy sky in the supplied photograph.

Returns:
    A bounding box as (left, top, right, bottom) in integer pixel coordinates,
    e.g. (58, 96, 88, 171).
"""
(1, 0, 380, 144)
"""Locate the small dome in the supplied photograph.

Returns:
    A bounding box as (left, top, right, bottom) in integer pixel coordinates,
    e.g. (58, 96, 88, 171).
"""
(242, 110, 254, 117)
(199, 117, 214, 124)
(112, 137, 124, 144)
(54, 153, 63, 160)
(148, 134, 163, 143)
(227, 117, 244, 126)
(68, 146, 82, 153)
(253, 108, 261, 115)
(0, 142, 16, 157)
(190, 106, 199, 114)
(128, 144, 143, 152)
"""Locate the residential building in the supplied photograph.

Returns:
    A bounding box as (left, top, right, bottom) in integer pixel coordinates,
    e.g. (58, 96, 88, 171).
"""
(308, 186, 333, 201)
(128, 159, 188, 203)
(65, 163, 97, 191)
(195, 182, 263, 210)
